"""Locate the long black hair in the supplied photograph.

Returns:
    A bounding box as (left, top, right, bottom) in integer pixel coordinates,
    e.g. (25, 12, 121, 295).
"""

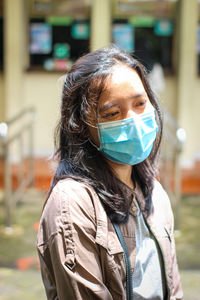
(49, 46, 163, 224)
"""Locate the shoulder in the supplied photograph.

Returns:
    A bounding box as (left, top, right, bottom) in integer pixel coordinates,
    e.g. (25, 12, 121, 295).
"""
(38, 178, 105, 244)
(44, 178, 99, 221)
(152, 180, 171, 207)
(151, 179, 174, 224)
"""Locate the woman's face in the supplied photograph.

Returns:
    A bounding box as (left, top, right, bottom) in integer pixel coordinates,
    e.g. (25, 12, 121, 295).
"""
(88, 64, 154, 146)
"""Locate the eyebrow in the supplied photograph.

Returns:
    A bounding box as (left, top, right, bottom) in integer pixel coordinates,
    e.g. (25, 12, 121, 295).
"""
(99, 93, 148, 113)
(133, 93, 147, 99)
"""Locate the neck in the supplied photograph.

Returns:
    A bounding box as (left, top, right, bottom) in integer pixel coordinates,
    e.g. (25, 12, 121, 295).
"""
(107, 160, 134, 190)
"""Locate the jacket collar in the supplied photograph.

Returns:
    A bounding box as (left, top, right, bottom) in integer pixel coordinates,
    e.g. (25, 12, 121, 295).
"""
(116, 177, 150, 219)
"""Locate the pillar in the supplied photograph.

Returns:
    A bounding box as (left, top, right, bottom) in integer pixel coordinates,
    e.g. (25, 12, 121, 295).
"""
(4, 0, 26, 120)
(176, 0, 199, 165)
(90, 0, 112, 51)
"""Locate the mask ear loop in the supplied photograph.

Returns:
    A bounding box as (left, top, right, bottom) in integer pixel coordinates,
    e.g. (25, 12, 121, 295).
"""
(95, 103, 104, 152)
(81, 94, 102, 151)
(82, 120, 101, 150)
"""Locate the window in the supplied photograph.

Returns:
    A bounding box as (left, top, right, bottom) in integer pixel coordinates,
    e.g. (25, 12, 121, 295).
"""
(29, 18, 90, 71)
(112, 0, 176, 74)
(112, 19, 173, 74)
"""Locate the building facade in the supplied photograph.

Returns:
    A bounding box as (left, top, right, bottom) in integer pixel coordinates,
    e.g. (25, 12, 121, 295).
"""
(0, 0, 200, 173)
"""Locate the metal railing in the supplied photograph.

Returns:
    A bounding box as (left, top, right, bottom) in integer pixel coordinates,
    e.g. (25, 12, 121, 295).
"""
(0, 107, 36, 230)
(160, 107, 186, 230)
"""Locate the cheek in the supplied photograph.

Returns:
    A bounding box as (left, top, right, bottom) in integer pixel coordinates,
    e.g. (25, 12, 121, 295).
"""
(89, 127, 100, 147)
(145, 101, 154, 112)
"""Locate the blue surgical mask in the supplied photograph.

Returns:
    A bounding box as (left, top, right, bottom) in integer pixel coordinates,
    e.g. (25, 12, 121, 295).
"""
(96, 109, 158, 165)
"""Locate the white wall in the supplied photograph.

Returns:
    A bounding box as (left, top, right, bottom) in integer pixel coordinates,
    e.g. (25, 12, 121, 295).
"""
(191, 79, 200, 162)
(159, 76, 177, 118)
(160, 75, 200, 168)
(0, 74, 5, 122)
(23, 72, 64, 158)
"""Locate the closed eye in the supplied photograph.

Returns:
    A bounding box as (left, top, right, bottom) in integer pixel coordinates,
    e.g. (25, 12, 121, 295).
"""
(101, 111, 119, 119)
(135, 100, 147, 107)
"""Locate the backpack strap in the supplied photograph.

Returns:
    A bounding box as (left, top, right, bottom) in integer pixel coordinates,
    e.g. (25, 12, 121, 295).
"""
(113, 223, 133, 300)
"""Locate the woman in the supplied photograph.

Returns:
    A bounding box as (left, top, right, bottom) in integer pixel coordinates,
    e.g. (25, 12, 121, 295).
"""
(37, 46, 183, 300)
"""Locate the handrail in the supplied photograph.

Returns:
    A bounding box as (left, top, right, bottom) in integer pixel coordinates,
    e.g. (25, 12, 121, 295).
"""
(0, 107, 36, 230)
(5, 107, 35, 127)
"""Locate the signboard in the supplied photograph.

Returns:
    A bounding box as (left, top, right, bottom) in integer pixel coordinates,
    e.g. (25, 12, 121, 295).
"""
(46, 16, 73, 26)
(43, 58, 54, 71)
(43, 58, 72, 71)
(112, 24, 134, 52)
(128, 16, 155, 27)
(30, 23, 52, 54)
(154, 20, 173, 36)
(53, 43, 70, 59)
(72, 23, 90, 39)
(54, 59, 69, 71)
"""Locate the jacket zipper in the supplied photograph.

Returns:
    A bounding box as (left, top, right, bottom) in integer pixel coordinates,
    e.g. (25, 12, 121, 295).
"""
(143, 215, 171, 300)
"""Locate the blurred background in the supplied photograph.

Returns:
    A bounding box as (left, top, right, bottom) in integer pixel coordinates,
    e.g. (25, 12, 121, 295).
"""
(0, 0, 200, 299)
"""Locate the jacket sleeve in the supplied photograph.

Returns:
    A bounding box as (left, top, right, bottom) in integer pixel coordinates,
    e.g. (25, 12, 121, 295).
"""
(37, 181, 114, 300)
(159, 182, 183, 300)
(152, 181, 183, 300)
(169, 210, 183, 300)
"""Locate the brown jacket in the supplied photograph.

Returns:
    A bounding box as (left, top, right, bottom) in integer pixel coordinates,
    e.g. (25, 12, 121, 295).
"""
(37, 178, 183, 300)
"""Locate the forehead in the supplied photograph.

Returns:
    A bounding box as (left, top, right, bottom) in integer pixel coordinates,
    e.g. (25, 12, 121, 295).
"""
(110, 64, 143, 89)
(98, 64, 147, 103)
